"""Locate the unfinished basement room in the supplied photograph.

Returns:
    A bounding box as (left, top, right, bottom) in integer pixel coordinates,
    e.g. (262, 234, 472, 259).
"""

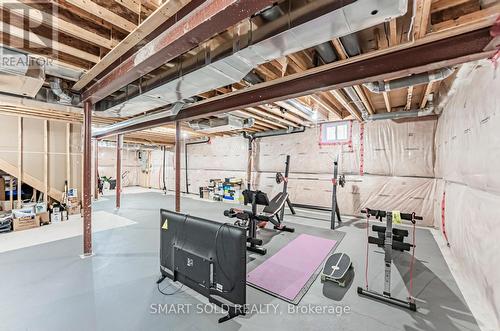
(0, 0, 499, 330)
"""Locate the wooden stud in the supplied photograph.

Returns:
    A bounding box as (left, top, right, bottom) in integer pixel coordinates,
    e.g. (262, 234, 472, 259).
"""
(389, 19, 398, 46)
(44, 120, 48, 203)
(17, 117, 22, 205)
(420, 82, 435, 108)
(383, 92, 392, 112)
(66, 123, 71, 189)
(405, 86, 414, 110)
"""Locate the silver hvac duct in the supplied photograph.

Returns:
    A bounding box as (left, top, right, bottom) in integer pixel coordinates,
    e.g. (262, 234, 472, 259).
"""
(364, 67, 455, 93)
(49, 78, 73, 104)
(92, 102, 185, 137)
(343, 86, 369, 119)
(366, 95, 436, 121)
(99, 0, 408, 118)
(284, 99, 315, 116)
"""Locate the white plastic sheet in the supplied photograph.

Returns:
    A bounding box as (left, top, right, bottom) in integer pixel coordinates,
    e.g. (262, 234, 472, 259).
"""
(434, 61, 500, 331)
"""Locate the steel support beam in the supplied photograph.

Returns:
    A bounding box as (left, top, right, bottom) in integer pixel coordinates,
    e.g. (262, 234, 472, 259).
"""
(116, 134, 123, 209)
(83, 101, 93, 256)
(82, 0, 276, 104)
(94, 139, 99, 200)
(93, 28, 494, 137)
(175, 121, 181, 212)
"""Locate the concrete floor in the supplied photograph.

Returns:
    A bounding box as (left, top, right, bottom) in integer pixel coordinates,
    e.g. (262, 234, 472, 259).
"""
(0, 191, 479, 331)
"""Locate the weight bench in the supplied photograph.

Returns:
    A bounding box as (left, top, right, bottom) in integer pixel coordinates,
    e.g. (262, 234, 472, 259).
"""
(224, 189, 295, 255)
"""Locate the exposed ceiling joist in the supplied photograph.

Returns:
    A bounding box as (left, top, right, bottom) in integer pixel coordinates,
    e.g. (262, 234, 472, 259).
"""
(0, 22, 100, 63)
(93, 27, 494, 137)
(431, 0, 471, 13)
(82, 0, 276, 104)
(413, 0, 432, 39)
(64, 0, 137, 32)
(73, 0, 191, 91)
(114, 0, 142, 14)
(0, 0, 117, 49)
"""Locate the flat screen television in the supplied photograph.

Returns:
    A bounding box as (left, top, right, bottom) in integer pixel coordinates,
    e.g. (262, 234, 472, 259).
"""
(159, 209, 247, 322)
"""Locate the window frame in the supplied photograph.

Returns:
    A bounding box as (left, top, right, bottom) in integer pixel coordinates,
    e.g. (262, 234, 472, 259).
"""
(319, 120, 352, 146)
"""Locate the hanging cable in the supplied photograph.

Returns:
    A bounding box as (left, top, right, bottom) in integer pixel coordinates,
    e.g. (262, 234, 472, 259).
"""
(364, 210, 370, 290)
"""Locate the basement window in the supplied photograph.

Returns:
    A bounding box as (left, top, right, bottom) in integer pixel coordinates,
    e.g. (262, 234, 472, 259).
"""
(320, 121, 351, 145)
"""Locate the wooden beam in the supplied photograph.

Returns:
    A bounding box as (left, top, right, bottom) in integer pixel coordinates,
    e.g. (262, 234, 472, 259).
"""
(73, 0, 190, 91)
(0, 22, 100, 63)
(389, 19, 398, 46)
(331, 38, 348, 60)
(114, 0, 141, 14)
(431, 0, 470, 13)
(353, 85, 375, 115)
(420, 82, 434, 108)
(310, 94, 343, 119)
(405, 86, 414, 110)
(64, 0, 137, 32)
(0, 0, 117, 49)
(413, 0, 432, 39)
(431, 3, 500, 34)
(382, 91, 392, 112)
(330, 90, 363, 121)
(333, 37, 375, 116)
(17, 117, 22, 205)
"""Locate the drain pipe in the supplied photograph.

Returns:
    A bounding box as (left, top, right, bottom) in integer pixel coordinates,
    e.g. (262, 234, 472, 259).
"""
(184, 137, 210, 194)
(364, 68, 455, 93)
(243, 126, 306, 190)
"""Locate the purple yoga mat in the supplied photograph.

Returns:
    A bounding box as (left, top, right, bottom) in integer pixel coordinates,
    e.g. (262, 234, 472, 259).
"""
(247, 234, 337, 302)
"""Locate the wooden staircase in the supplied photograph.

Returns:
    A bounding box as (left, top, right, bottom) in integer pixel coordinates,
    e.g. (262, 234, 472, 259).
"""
(0, 158, 63, 203)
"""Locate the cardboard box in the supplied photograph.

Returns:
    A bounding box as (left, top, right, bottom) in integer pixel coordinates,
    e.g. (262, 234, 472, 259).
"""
(13, 215, 40, 232)
(0, 177, 5, 201)
(68, 197, 79, 206)
(67, 205, 81, 215)
(37, 212, 50, 225)
(0, 200, 12, 212)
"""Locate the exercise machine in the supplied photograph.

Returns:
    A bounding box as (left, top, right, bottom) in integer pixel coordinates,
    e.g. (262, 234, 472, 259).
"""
(274, 155, 296, 222)
(286, 156, 345, 229)
(357, 208, 422, 311)
(224, 189, 295, 255)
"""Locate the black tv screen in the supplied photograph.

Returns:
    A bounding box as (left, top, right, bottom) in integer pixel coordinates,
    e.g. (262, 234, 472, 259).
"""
(159, 209, 247, 322)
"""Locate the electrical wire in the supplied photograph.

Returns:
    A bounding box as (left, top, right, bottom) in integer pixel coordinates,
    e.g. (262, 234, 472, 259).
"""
(214, 222, 236, 293)
(157, 281, 185, 296)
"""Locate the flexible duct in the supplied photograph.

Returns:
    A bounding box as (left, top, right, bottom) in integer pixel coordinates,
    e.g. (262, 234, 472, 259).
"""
(49, 78, 73, 104)
(364, 67, 455, 93)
